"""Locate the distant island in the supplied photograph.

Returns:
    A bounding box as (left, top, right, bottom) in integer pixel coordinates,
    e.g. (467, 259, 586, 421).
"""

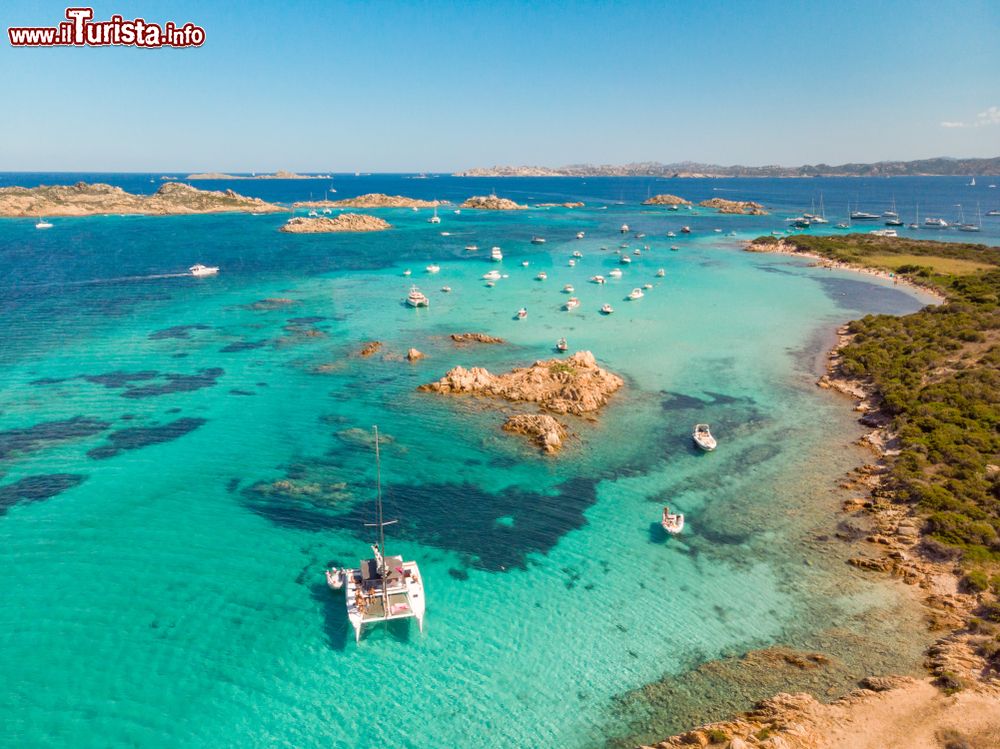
(185, 170, 331, 180)
(455, 156, 1000, 178)
(0, 182, 283, 217)
(292, 193, 442, 209)
(279, 214, 390, 233)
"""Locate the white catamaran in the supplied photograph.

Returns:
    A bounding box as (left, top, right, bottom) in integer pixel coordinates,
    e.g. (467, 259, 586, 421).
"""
(331, 427, 426, 644)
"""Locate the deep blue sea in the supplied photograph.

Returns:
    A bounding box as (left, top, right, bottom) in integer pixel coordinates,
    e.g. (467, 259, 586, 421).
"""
(1, 174, 996, 748)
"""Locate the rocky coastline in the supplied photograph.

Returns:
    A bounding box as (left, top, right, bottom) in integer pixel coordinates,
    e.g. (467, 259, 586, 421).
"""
(418, 350, 622, 454)
(279, 214, 390, 233)
(460, 195, 527, 210)
(0, 181, 283, 217)
(642, 257, 997, 747)
(642, 194, 691, 206)
(292, 193, 443, 209)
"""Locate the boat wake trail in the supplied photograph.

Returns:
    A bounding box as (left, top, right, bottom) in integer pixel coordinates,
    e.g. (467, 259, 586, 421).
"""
(14, 272, 194, 290)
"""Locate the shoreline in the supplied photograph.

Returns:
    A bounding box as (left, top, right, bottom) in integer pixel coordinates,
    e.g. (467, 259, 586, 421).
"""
(641, 269, 998, 747)
(743, 238, 948, 305)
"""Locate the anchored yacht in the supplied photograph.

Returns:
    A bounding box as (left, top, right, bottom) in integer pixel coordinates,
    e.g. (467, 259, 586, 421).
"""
(406, 286, 429, 307)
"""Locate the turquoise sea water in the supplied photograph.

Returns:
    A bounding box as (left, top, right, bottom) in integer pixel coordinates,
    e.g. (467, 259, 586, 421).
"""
(1, 176, 996, 748)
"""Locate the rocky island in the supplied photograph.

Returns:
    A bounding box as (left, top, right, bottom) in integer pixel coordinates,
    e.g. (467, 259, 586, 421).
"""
(642, 194, 691, 206)
(460, 195, 528, 210)
(698, 198, 768, 215)
(418, 351, 623, 453)
(185, 170, 329, 180)
(292, 193, 442, 209)
(0, 181, 283, 217)
(279, 214, 391, 233)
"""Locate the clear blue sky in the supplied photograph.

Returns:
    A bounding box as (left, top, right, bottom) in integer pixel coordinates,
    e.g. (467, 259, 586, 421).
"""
(1, 0, 998, 171)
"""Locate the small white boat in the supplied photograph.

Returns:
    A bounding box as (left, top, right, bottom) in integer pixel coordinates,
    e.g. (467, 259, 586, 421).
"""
(572, 250, 583, 258)
(713, 228, 722, 233)
(620, 224, 630, 234)
(189, 264, 219, 277)
(482, 270, 501, 280)
(681, 226, 691, 234)
(693, 423, 717, 451)
(308, 210, 319, 217)
(326, 568, 345, 590)
(591, 275, 606, 284)
(666, 231, 676, 238)
(600, 303, 614, 315)
(562, 284, 574, 293)
(627, 288, 644, 300)
(568, 259, 576, 267)
(35, 219, 53, 229)
(491, 247, 504, 261)
(322, 208, 332, 215)
(556, 337, 568, 352)
(406, 286, 429, 308)
(609, 268, 623, 278)
(440, 231, 451, 236)
(635, 232, 646, 239)
(661, 507, 685, 535)
(633, 249, 641, 256)
(517, 307, 528, 319)
(441, 286, 452, 293)
(454, 209, 461, 214)
(403, 269, 412, 276)
(485, 281, 495, 287)
(656, 268, 665, 277)
(923, 217, 949, 229)
(531, 237, 546, 244)
(521, 260, 530, 267)
(619, 255, 631, 265)
(869, 229, 897, 237)
(425, 264, 440, 274)
(465, 245, 479, 251)
(428, 207, 441, 224)
(564, 297, 580, 310)
(670, 246, 680, 252)
(576, 231, 585, 239)
(536, 271, 548, 281)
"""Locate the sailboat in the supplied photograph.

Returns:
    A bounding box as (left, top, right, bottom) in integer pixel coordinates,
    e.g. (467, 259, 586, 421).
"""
(959, 203, 982, 232)
(428, 206, 441, 224)
(337, 427, 426, 644)
(969, 177, 976, 187)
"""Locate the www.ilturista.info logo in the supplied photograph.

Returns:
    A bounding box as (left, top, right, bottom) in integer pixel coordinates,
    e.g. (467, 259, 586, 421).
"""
(8, 7, 205, 48)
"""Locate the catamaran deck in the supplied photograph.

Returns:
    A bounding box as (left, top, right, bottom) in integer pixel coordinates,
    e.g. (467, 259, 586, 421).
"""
(345, 557, 425, 641)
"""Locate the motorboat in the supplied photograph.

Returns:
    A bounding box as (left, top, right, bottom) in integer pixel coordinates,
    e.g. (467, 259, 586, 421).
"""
(656, 268, 665, 277)
(669, 246, 680, 252)
(189, 264, 219, 277)
(572, 250, 583, 258)
(869, 229, 897, 237)
(563, 284, 575, 293)
(609, 268, 623, 278)
(635, 232, 646, 239)
(576, 231, 585, 239)
(568, 259, 576, 267)
(627, 288, 644, 300)
(482, 270, 501, 280)
(35, 219, 53, 229)
(692, 423, 717, 451)
(564, 297, 580, 310)
(491, 247, 503, 261)
(440, 231, 451, 236)
(666, 231, 676, 238)
(441, 286, 452, 293)
(516, 307, 528, 319)
(620, 256, 631, 264)
(531, 237, 546, 244)
(633, 249, 641, 256)
(521, 260, 530, 267)
(326, 568, 345, 590)
(308, 210, 318, 217)
(406, 286, 429, 307)
(425, 264, 440, 274)
(556, 337, 568, 352)
(591, 275, 606, 284)
(661, 507, 685, 535)
(465, 244, 479, 251)
(403, 269, 412, 276)
(923, 217, 949, 229)
(600, 303, 614, 315)
(620, 224, 629, 234)
(850, 210, 880, 220)
(535, 271, 547, 281)
(680, 226, 691, 234)
(643, 283, 653, 290)
(340, 426, 425, 643)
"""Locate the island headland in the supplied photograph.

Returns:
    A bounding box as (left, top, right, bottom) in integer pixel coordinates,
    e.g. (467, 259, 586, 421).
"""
(279, 214, 391, 233)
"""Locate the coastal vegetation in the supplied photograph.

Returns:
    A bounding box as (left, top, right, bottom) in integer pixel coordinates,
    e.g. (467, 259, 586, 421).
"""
(751, 234, 1000, 579)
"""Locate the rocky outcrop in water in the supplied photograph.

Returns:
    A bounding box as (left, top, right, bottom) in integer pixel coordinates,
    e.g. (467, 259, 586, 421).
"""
(418, 351, 622, 454)
(279, 214, 390, 233)
(450, 333, 506, 345)
(293, 193, 442, 209)
(502, 414, 567, 454)
(406, 348, 424, 361)
(698, 198, 768, 215)
(358, 341, 382, 358)
(460, 195, 527, 210)
(642, 194, 691, 206)
(0, 181, 283, 217)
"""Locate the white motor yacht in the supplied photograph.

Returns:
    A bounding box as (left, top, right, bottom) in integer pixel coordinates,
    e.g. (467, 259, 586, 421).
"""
(600, 303, 614, 315)
(531, 237, 546, 244)
(656, 268, 666, 277)
(189, 264, 219, 277)
(406, 286, 430, 307)
(425, 264, 441, 274)
(591, 275, 606, 284)
(35, 219, 53, 229)
(564, 297, 580, 310)
(609, 268, 623, 278)
(627, 288, 644, 300)
(563, 284, 574, 293)
(490, 247, 503, 261)
(482, 270, 501, 280)
(465, 245, 479, 251)
(535, 271, 547, 281)
(576, 231, 585, 239)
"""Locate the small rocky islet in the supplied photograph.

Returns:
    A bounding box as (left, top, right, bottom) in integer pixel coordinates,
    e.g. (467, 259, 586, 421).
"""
(279, 214, 391, 233)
